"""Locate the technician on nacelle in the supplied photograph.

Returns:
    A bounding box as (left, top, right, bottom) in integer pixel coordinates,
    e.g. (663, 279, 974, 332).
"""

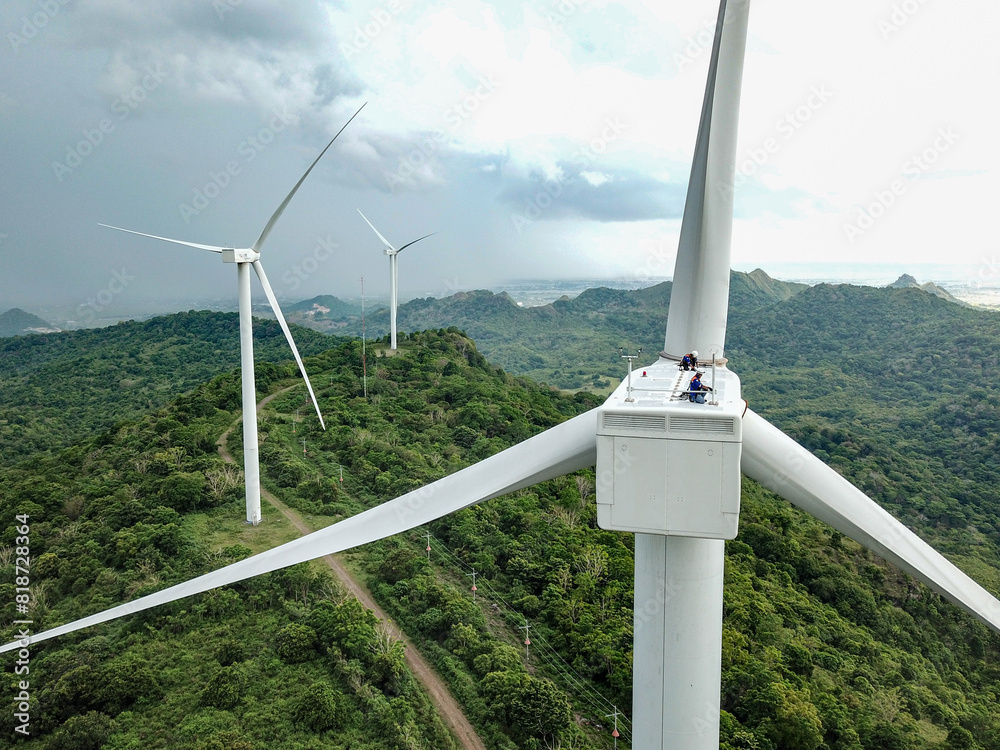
(689, 371, 713, 404)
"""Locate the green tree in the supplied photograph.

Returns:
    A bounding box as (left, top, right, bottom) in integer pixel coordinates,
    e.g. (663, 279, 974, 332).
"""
(291, 683, 348, 731)
(482, 670, 572, 745)
(46, 712, 116, 750)
(200, 665, 247, 709)
(275, 622, 318, 663)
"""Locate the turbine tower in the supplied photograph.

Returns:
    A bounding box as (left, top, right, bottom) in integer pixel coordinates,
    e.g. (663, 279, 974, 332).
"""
(99, 104, 366, 525)
(356, 209, 435, 349)
(8, 4, 1000, 749)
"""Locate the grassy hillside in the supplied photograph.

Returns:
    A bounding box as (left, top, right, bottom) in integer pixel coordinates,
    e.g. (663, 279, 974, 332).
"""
(297, 270, 806, 389)
(728, 284, 1000, 571)
(0, 367, 457, 750)
(0, 311, 333, 465)
(2, 325, 999, 749)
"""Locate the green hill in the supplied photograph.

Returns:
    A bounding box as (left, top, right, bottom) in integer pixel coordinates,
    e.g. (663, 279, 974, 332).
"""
(0, 310, 334, 465)
(0, 328, 998, 749)
(287, 295, 365, 317)
(306, 270, 808, 388)
(282, 295, 385, 334)
(886, 274, 964, 306)
(1, 276, 1000, 748)
(0, 307, 58, 337)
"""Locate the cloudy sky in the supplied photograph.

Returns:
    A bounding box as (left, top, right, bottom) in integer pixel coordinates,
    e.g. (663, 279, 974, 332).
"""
(1, 0, 997, 313)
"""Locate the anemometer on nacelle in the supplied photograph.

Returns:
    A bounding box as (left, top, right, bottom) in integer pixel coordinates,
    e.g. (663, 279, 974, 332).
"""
(596, 357, 744, 540)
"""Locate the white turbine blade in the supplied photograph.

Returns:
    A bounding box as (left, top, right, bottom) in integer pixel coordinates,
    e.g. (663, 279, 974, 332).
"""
(662, 0, 751, 360)
(251, 103, 366, 253)
(98, 224, 225, 253)
(252, 260, 325, 430)
(0, 410, 597, 654)
(741, 408, 1000, 633)
(395, 232, 437, 254)
(357, 209, 396, 252)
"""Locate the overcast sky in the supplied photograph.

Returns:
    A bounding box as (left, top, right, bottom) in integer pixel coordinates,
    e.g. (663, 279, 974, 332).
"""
(1, 0, 997, 312)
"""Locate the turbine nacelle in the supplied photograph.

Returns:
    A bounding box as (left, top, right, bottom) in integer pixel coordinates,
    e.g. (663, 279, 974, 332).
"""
(596, 359, 743, 539)
(222, 248, 261, 264)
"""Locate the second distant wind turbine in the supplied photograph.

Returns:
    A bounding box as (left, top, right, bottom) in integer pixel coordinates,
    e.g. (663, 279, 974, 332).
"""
(357, 209, 435, 350)
(100, 104, 366, 525)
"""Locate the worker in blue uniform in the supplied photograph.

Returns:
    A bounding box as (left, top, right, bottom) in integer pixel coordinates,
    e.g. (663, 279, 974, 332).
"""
(689, 371, 712, 403)
(681, 350, 699, 370)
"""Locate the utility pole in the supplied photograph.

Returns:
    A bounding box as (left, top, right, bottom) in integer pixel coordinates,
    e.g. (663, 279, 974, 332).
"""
(467, 568, 478, 601)
(619, 347, 642, 403)
(606, 707, 622, 749)
(519, 618, 532, 660)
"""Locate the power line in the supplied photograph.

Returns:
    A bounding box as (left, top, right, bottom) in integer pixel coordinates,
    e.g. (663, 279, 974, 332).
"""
(426, 536, 629, 725)
(420, 530, 633, 742)
(432, 542, 633, 743)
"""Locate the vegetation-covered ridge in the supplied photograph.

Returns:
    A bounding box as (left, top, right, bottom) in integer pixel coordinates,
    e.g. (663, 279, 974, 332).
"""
(1, 291, 999, 748)
(291, 269, 807, 389)
(0, 308, 58, 338)
(0, 349, 463, 749)
(0, 330, 603, 749)
(0, 310, 334, 465)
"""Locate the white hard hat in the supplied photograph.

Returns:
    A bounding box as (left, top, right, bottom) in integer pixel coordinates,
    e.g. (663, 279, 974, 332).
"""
(691, 350, 698, 357)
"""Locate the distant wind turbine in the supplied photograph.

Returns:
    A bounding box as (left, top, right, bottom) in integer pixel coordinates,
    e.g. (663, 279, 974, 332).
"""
(9, 4, 1000, 749)
(99, 103, 366, 525)
(357, 209, 435, 350)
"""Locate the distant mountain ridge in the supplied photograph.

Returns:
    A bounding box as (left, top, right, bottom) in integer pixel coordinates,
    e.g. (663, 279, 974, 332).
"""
(283, 294, 384, 332)
(0, 310, 333, 464)
(0, 307, 59, 337)
(296, 269, 809, 387)
(287, 294, 365, 317)
(887, 273, 965, 305)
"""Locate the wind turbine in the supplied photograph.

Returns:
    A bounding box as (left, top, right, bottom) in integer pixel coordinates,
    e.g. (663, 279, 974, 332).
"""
(6, 3, 1000, 748)
(98, 104, 366, 526)
(356, 209, 435, 350)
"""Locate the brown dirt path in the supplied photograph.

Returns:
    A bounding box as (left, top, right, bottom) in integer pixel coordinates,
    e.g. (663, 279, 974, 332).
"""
(217, 387, 487, 750)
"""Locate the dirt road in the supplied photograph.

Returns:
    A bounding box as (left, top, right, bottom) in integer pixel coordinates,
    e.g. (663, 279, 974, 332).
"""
(217, 388, 487, 750)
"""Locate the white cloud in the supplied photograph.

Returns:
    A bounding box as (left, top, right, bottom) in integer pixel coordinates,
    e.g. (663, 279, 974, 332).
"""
(580, 170, 612, 187)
